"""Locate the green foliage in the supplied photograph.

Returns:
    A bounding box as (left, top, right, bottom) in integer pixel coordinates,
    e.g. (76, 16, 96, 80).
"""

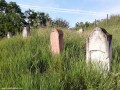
(53, 18, 69, 28)
(86, 15, 120, 29)
(0, 0, 7, 11)
(75, 21, 90, 30)
(24, 9, 37, 27)
(23, 10, 69, 28)
(37, 12, 47, 27)
(0, 0, 24, 37)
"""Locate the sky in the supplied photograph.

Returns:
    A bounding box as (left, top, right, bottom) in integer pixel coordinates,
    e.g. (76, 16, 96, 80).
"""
(6, 0, 120, 27)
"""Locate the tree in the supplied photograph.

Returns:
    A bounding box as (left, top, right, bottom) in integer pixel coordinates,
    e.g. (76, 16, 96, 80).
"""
(0, 0, 7, 12)
(53, 18, 69, 28)
(24, 9, 37, 27)
(24, 10, 49, 27)
(84, 22, 90, 28)
(0, 0, 25, 37)
(45, 13, 52, 27)
(6, 1, 22, 14)
(75, 22, 84, 30)
(37, 12, 47, 27)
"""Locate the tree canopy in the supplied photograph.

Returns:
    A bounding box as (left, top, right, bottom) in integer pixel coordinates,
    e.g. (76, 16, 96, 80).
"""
(0, 0, 24, 37)
(0, 0, 69, 37)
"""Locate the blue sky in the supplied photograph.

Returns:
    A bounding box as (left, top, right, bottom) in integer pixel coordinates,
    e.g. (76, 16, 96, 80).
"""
(6, 0, 120, 27)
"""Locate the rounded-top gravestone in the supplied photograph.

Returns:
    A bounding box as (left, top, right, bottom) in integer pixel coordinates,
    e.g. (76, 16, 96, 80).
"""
(22, 26, 30, 38)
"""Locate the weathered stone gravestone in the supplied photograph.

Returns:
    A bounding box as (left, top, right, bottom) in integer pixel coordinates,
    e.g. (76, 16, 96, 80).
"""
(77, 28, 84, 34)
(7, 32, 12, 38)
(22, 26, 30, 38)
(86, 27, 112, 71)
(50, 29, 64, 54)
(79, 28, 84, 33)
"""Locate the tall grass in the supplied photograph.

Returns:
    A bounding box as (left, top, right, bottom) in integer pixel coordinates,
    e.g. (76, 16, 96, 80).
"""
(0, 16, 120, 90)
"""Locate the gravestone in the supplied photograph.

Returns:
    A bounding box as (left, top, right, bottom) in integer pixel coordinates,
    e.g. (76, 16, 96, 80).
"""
(86, 27, 112, 71)
(7, 32, 12, 38)
(77, 28, 84, 33)
(22, 26, 30, 38)
(50, 29, 64, 54)
(79, 28, 84, 33)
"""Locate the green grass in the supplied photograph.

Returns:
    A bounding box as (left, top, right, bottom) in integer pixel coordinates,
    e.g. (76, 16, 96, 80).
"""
(0, 15, 120, 90)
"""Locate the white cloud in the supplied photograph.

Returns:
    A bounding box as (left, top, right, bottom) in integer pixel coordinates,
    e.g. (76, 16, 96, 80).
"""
(18, 3, 106, 16)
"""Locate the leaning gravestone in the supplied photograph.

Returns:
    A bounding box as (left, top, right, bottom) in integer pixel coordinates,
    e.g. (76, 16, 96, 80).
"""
(86, 27, 112, 71)
(7, 32, 12, 38)
(50, 29, 64, 54)
(22, 26, 30, 38)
